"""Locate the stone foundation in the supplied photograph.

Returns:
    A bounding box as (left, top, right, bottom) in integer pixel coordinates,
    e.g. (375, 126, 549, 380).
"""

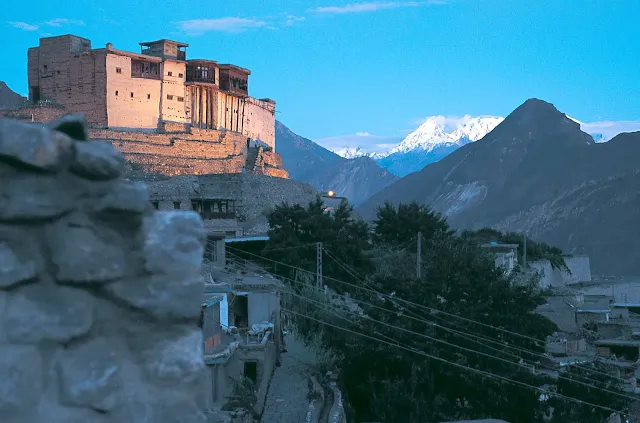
(0, 115, 208, 422)
(1, 106, 289, 179)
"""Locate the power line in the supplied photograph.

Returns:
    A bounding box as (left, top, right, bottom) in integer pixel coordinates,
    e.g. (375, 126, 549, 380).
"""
(321, 245, 628, 384)
(283, 287, 640, 404)
(283, 307, 637, 421)
(225, 246, 546, 344)
(225, 244, 628, 383)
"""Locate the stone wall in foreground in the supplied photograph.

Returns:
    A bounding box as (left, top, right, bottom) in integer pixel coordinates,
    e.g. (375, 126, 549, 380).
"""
(0, 115, 208, 423)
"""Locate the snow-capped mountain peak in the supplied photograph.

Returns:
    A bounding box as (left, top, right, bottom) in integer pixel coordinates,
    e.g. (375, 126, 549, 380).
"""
(387, 115, 504, 156)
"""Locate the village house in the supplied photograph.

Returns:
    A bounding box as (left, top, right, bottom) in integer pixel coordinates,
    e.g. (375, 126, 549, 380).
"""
(199, 234, 283, 414)
(480, 242, 518, 275)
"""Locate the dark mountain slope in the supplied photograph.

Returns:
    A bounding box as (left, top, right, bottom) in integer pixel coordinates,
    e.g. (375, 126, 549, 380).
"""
(358, 99, 640, 275)
(276, 120, 398, 206)
(0, 82, 27, 110)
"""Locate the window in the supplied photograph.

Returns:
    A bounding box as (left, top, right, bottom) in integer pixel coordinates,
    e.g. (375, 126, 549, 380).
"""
(116, 67, 122, 74)
(173, 201, 181, 210)
(151, 201, 159, 210)
(115, 90, 119, 96)
(43, 65, 48, 73)
(56, 70, 60, 75)
(147, 94, 151, 99)
(167, 94, 174, 100)
(177, 96, 184, 102)
(168, 71, 173, 76)
(130, 92, 134, 98)
(131, 60, 160, 79)
(178, 73, 183, 78)
(190, 199, 236, 219)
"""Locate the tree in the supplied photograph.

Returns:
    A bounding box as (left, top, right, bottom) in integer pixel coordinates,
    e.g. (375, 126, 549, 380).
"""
(549, 363, 634, 423)
(259, 201, 566, 422)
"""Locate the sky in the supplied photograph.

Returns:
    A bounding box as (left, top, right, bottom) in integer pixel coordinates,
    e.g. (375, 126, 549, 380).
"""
(2, 0, 640, 153)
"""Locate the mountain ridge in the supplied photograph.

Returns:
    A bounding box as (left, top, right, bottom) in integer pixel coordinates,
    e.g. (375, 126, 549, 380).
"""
(357, 98, 640, 276)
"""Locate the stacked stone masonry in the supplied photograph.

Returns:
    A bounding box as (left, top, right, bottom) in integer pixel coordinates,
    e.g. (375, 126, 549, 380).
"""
(0, 108, 289, 178)
(0, 115, 209, 423)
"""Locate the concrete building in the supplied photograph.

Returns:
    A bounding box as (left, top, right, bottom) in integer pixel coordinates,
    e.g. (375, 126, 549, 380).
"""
(480, 242, 518, 275)
(199, 235, 283, 415)
(26, 35, 276, 149)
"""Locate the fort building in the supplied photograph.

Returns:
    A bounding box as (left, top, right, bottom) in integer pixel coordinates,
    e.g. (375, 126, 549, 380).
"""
(3, 34, 287, 178)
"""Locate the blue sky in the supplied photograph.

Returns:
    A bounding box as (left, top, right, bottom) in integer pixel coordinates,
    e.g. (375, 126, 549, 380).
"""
(2, 0, 640, 152)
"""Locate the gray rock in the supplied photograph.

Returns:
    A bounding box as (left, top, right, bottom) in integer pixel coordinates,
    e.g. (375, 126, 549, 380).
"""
(113, 390, 206, 423)
(0, 226, 42, 289)
(58, 338, 122, 412)
(0, 345, 43, 415)
(0, 172, 75, 221)
(5, 283, 95, 343)
(106, 273, 204, 320)
(0, 243, 39, 289)
(143, 328, 204, 384)
(97, 180, 151, 214)
(141, 211, 205, 275)
(70, 140, 125, 180)
(47, 113, 89, 141)
(0, 118, 74, 171)
(47, 215, 126, 284)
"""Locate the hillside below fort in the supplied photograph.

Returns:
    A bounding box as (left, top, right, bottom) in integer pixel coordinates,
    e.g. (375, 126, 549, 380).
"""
(0, 34, 288, 179)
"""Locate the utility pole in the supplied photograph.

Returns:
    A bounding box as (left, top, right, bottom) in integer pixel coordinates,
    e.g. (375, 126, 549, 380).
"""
(416, 232, 422, 278)
(523, 232, 527, 269)
(316, 242, 323, 289)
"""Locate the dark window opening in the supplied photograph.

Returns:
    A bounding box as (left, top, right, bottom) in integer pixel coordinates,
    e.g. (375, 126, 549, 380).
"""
(190, 199, 236, 219)
(151, 201, 159, 209)
(116, 67, 122, 74)
(173, 201, 181, 210)
(177, 96, 184, 102)
(178, 73, 184, 78)
(147, 94, 151, 99)
(168, 71, 173, 76)
(130, 92, 134, 98)
(167, 94, 174, 100)
(115, 90, 119, 96)
(56, 70, 60, 75)
(231, 294, 249, 328)
(43, 65, 48, 73)
(31, 86, 41, 103)
(244, 361, 257, 383)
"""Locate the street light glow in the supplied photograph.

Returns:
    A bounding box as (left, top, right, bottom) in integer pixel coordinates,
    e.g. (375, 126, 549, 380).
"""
(327, 190, 335, 197)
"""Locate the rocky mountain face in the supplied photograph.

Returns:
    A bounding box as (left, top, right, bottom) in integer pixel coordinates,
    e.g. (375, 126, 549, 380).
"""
(276, 120, 398, 206)
(358, 98, 640, 276)
(0, 81, 27, 109)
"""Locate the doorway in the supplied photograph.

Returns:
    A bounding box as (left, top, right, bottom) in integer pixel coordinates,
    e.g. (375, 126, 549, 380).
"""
(244, 361, 257, 383)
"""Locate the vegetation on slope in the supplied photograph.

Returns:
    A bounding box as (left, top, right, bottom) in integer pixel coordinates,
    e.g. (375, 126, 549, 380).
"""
(230, 198, 631, 423)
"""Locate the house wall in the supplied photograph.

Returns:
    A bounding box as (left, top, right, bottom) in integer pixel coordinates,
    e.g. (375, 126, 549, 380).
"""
(530, 255, 592, 289)
(243, 98, 275, 151)
(247, 292, 279, 326)
(105, 54, 161, 129)
(160, 61, 188, 123)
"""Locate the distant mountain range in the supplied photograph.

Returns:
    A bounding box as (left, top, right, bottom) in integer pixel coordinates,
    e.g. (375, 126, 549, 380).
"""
(0, 82, 26, 110)
(357, 98, 640, 276)
(275, 121, 398, 206)
(325, 115, 617, 178)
